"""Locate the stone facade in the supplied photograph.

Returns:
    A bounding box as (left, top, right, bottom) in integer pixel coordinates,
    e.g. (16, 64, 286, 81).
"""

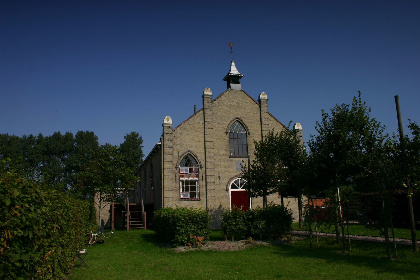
(139, 62, 301, 227)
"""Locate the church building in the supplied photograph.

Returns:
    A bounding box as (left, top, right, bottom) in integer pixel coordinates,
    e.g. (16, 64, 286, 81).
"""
(137, 60, 302, 227)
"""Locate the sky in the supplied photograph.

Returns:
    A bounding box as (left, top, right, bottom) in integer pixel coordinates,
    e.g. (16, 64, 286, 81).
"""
(1, 0, 419, 156)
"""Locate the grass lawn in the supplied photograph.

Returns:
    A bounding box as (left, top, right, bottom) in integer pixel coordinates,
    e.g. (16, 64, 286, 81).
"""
(69, 229, 420, 280)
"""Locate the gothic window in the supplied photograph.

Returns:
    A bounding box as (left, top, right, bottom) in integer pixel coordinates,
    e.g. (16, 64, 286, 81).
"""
(179, 154, 199, 200)
(229, 121, 248, 158)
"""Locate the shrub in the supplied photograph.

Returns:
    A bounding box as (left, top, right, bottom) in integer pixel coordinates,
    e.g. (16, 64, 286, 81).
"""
(261, 204, 293, 239)
(221, 204, 293, 241)
(153, 207, 210, 246)
(0, 167, 94, 279)
(221, 206, 247, 241)
(244, 207, 266, 239)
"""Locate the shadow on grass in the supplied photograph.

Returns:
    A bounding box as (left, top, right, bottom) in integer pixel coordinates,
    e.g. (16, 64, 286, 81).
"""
(272, 238, 420, 278)
(137, 229, 166, 246)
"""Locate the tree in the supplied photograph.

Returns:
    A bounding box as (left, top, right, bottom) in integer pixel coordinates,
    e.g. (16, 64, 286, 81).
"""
(17, 134, 43, 180)
(119, 132, 144, 175)
(406, 121, 420, 192)
(357, 136, 399, 259)
(77, 144, 138, 223)
(242, 130, 286, 208)
(67, 131, 100, 194)
(242, 126, 306, 209)
(0, 133, 42, 179)
(39, 132, 74, 191)
(308, 92, 389, 252)
(272, 124, 307, 225)
(0, 131, 144, 209)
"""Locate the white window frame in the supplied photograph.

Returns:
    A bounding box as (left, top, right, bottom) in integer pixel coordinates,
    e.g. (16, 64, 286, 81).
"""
(180, 177, 199, 200)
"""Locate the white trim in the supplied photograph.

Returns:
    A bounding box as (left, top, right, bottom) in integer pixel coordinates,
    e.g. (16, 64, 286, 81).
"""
(179, 178, 199, 199)
(180, 167, 189, 173)
(180, 177, 198, 181)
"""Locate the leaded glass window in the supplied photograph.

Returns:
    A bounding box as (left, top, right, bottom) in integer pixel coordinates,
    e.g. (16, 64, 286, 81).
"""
(179, 154, 199, 199)
(229, 121, 248, 157)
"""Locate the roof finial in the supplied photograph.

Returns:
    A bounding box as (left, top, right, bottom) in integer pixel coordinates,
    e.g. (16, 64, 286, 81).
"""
(228, 42, 234, 60)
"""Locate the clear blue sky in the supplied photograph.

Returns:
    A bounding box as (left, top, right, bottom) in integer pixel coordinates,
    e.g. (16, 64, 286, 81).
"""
(1, 0, 419, 156)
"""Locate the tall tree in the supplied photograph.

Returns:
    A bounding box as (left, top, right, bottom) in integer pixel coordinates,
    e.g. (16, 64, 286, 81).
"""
(242, 126, 306, 209)
(0, 131, 145, 206)
(20, 134, 43, 180)
(271, 124, 307, 224)
(77, 144, 138, 222)
(119, 132, 144, 175)
(308, 92, 389, 252)
(242, 130, 286, 208)
(0, 134, 21, 161)
(39, 132, 74, 191)
(0, 133, 43, 180)
(357, 136, 399, 259)
(67, 131, 100, 192)
(406, 121, 420, 193)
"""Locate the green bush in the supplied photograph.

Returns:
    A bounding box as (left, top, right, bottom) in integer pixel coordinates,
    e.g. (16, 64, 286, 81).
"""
(261, 204, 293, 239)
(222, 204, 293, 241)
(221, 206, 247, 241)
(153, 207, 210, 246)
(244, 207, 266, 239)
(0, 168, 94, 279)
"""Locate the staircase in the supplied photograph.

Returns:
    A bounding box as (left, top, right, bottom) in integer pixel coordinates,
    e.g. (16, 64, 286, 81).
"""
(125, 204, 146, 230)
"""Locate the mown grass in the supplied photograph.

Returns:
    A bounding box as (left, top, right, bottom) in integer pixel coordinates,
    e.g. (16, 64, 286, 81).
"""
(69, 229, 420, 280)
(292, 223, 420, 240)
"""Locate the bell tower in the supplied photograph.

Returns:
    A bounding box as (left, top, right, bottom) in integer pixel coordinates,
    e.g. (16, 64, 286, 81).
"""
(223, 61, 244, 90)
(223, 43, 244, 90)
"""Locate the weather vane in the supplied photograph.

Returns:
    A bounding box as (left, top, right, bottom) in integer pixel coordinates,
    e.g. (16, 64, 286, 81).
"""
(228, 42, 234, 60)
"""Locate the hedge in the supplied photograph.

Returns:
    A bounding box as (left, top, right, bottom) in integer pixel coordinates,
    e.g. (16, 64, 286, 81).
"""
(0, 169, 95, 279)
(222, 204, 293, 241)
(153, 207, 210, 246)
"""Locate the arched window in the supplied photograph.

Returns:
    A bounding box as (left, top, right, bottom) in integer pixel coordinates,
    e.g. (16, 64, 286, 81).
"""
(229, 121, 248, 157)
(179, 154, 199, 199)
(230, 178, 247, 190)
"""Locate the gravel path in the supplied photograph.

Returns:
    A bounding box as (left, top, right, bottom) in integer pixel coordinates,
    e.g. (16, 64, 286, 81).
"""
(291, 230, 419, 246)
(172, 231, 418, 252)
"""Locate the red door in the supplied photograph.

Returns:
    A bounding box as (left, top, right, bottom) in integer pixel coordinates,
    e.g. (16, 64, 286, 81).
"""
(231, 191, 249, 211)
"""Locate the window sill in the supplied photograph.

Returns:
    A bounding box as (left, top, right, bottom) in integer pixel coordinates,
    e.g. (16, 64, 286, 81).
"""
(179, 198, 201, 201)
(229, 155, 248, 158)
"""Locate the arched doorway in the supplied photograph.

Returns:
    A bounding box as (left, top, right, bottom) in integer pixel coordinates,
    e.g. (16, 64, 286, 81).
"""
(229, 178, 249, 211)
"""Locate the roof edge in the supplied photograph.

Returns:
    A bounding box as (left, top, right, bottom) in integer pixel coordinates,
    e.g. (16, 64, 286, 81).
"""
(139, 142, 161, 169)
